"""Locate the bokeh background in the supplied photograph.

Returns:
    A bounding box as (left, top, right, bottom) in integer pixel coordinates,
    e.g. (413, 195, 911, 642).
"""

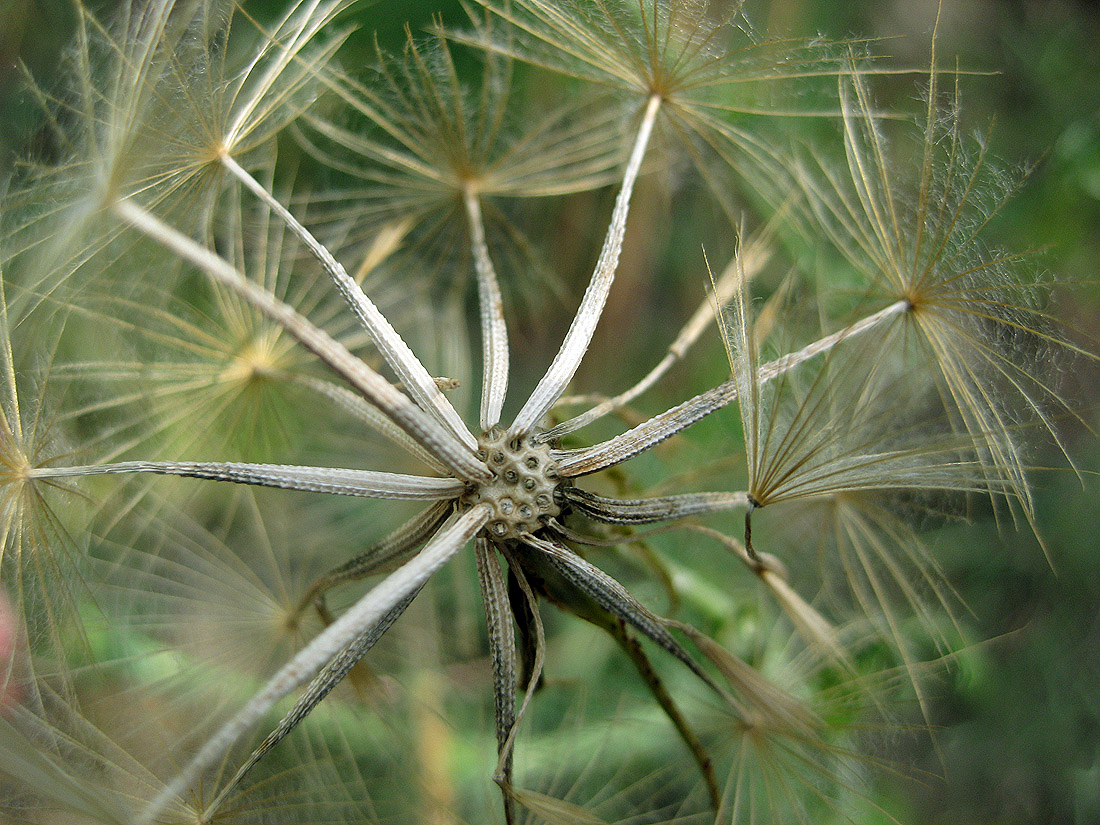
(2, 1, 1098, 823)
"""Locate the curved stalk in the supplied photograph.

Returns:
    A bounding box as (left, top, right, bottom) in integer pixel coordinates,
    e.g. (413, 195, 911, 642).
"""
(475, 538, 518, 825)
(510, 94, 662, 437)
(297, 500, 454, 621)
(464, 186, 510, 430)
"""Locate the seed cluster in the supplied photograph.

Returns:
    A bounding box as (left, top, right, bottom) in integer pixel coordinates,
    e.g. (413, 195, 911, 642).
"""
(461, 428, 563, 540)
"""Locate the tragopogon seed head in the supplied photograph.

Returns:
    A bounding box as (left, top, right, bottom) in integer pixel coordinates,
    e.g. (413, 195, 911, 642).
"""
(460, 427, 565, 540)
(1, 2, 1095, 824)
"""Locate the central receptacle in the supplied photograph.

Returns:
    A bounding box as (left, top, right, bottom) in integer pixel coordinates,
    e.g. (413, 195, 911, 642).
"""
(460, 427, 563, 540)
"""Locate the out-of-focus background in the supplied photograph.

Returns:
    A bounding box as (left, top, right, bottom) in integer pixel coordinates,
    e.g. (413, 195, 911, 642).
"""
(768, 3, 1100, 824)
(792, 4, 1100, 823)
(2, 1, 1098, 823)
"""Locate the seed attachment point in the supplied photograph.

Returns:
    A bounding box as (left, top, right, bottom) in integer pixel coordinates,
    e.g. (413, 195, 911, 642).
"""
(459, 429, 564, 540)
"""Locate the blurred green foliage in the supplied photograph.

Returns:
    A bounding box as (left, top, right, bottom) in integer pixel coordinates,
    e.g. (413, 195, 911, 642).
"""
(2, 1, 1097, 823)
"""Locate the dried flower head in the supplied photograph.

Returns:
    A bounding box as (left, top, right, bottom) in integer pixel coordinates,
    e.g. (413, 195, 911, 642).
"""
(0, 1, 1093, 824)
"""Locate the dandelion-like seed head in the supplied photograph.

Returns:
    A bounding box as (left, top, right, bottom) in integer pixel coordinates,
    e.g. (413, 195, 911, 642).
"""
(786, 51, 1094, 530)
(0, 433, 33, 488)
(1, 2, 1094, 824)
(220, 332, 290, 387)
(469, 0, 752, 101)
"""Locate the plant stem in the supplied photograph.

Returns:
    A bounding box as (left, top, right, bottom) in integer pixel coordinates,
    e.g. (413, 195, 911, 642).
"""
(510, 94, 663, 437)
(113, 197, 490, 480)
(30, 460, 463, 499)
(221, 153, 477, 451)
(464, 186, 510, 430)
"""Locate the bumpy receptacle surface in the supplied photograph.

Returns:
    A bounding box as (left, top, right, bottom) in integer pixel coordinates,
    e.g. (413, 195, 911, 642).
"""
(460, 428, 563, 540)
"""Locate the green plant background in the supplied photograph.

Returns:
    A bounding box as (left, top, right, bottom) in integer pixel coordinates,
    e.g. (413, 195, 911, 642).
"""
(2, 1, 1098, 823)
